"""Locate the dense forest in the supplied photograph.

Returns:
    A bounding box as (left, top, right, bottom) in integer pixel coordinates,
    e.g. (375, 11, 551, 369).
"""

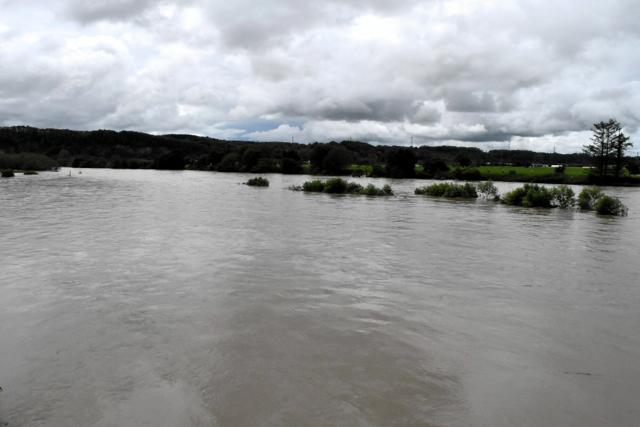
(1, 126, 638, 180)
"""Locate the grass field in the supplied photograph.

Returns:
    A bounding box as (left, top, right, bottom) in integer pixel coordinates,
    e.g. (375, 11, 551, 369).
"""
(474, 166, 557, 177)
(339, 163, 638, 185)
(349, 164, 374, 175)
(564, 167, 591, 177)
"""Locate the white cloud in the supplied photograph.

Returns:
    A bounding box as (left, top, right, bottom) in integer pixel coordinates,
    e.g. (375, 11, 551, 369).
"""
(0, 0, 638, 152)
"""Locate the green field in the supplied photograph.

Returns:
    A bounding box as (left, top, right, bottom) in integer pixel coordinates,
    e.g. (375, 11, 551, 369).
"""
(563, 167, 591, 177)
(349, 164, 374, 175)
(475, 166, 557, 177)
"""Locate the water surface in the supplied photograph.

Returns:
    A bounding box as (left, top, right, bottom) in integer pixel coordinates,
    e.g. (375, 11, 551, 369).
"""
(1, 169, 639, 426)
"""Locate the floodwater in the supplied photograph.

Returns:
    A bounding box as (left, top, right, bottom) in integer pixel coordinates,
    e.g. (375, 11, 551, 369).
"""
(1, 169, 639, 427)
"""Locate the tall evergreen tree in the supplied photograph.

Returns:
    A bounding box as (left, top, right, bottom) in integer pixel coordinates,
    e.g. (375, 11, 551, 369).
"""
(613, 132, 633, 178)
(583, 119, 620, 177)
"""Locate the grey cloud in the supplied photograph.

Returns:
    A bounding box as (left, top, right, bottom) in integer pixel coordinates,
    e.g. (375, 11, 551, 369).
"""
(1, 0, 639, 152)
(68, 0, 156, 23)
(445, 91, 498, 113)
(202, 0, 418, 50)
(412, 103, 442, 125)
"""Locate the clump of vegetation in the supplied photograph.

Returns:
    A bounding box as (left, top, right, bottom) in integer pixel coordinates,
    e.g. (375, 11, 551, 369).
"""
(360, 183, 394, 196)
(1, 169, 15, 178)
(244, 176, 269, 187)
(346, 182, 364, 193)
(415, 182, 478, 198)
(594, 195, 627, 216)
(577, 186, 603, 210)
(299, 179, 325, 192)
(550, 185, 575, 208)
(476, 181, 499, 200)
(577, 187, 627, 216)
(502, 184, 553, 208)
(502, 183, 627, 215)
(323, 177, 348, 193)
(291, 178, 393, 196)
(22, 170, 39, 175)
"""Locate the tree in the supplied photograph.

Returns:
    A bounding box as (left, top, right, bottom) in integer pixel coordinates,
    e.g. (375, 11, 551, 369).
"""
(613, 132, 632, 178)
(322, 146, 353, 175)
(310, 144, 331, 173)
(156, 150, 185, 170)
(455, 153, 472, 167)
(583, 119, 626, 177)
(241, 147, 264, 171)
(386, 148, 416, 178)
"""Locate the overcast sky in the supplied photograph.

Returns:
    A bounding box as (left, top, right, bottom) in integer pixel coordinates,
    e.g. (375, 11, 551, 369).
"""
(1, 0, 638, 152)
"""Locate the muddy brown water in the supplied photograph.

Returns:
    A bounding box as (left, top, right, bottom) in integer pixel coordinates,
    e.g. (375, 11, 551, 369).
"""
(1, 169, 639, 426)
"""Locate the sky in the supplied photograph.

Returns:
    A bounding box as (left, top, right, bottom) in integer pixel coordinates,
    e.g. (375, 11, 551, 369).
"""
(0, 0, 639, 153)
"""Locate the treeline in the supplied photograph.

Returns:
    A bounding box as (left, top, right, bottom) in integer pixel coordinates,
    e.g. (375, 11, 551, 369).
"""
(1, 125, 637, 177)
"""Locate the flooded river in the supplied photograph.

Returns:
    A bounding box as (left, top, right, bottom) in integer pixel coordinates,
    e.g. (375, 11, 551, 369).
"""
(1, 169, 639, 426)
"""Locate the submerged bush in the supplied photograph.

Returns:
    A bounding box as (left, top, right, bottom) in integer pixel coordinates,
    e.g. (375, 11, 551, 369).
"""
(1, 169, 15, 178)
(501, 184, 627, 215)
(323, 177, 348, 193)
(594, 195, 627, 216)
(476, 181, 499, 199)
(550, 185, 575, 208)
(301, 180, 325, 192)
(577, 187, 603, 210)
(245, 176, 269, 187)
(346, 182, 363, 193)
(359, 183, 394, 196)
(291, 178, 393, 196)
(502, 184, 552, 208)
(577, 187, 627, 216)
(415, 182, 478, 198)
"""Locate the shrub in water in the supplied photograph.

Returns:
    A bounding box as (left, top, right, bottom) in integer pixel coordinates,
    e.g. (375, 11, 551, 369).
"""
(302, 180, 325, 192)
(594, 195, 627, 216)
(1, 169, 14, 178)
(245, 176, 269, 187)
(415, 182, 478, 198)
(346, 182, 363, 193)
(293, 179, 393, 196)
(476, 181, 499, 199)
(357, 183, 383, 196)
(578, 187, 603, 210)
(550, 185, 575, 208)
(22, 170, 38, 175)
(323, 177, 348, 193)
(501, 186, 527, 206)
(503, 184, 552, 208)
(359, 183, 393, 196)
